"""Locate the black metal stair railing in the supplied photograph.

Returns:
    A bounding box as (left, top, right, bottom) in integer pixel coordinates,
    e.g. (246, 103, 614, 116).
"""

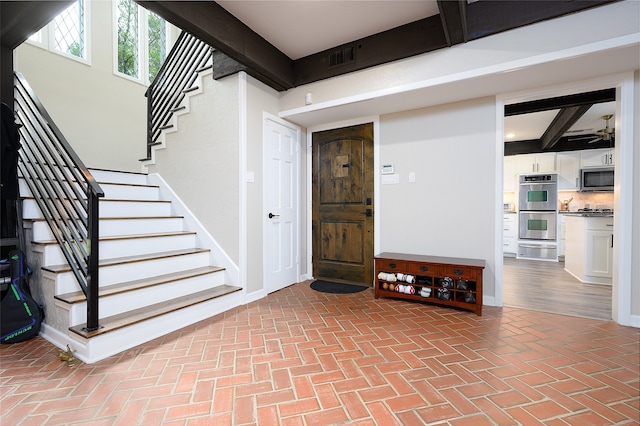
(14, 72, 104, 332)
(145, 31, 213, 158)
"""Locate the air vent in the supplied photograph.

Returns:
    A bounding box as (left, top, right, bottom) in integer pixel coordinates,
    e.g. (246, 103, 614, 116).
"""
(329, 46, 355, 68)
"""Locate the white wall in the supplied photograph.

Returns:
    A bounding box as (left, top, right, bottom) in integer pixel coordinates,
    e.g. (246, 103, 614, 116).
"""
(16, 1, 146, 172)
(145, 74, 241, 263)
(379, 98, 497, 299)
(632, 70, 640, 317)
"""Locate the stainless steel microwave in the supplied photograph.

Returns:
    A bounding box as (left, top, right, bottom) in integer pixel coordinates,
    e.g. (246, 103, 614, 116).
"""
(580, 167, 614, 192)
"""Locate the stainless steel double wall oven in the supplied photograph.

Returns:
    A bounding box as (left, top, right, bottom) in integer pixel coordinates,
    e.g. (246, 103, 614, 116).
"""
(518, 174, 558, 260)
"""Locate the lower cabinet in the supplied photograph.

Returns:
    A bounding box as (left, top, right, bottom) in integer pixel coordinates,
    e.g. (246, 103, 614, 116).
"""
(374, 252, 485, 315)
(503, 213, 517, 255)
(564, 216, 613, 285)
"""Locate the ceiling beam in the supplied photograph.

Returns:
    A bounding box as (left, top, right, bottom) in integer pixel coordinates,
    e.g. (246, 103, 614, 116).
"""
(465, 0, 618, 41)
(1, 1, 76, 49)
(136, 1, 294, 91)
(293, 16, 447, 87)
(505, 89, 616, 116)
(539, 105, 592, 151)
(437, 0, 467, 46)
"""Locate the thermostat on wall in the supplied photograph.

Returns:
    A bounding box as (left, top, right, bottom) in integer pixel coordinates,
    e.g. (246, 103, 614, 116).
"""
(381, 164, 394, 174)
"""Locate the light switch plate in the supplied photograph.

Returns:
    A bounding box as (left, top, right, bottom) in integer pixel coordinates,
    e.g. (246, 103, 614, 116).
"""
(382, 174, 400, 185)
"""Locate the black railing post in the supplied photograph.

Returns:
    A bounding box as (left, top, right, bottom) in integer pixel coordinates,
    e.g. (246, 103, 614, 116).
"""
(15, 72, 104, 333)
(84, 191, 101, 332)
(144, 31, 213, 159)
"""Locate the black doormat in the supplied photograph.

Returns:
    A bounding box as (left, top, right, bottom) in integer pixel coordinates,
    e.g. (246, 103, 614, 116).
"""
(310, 280, 369, 294)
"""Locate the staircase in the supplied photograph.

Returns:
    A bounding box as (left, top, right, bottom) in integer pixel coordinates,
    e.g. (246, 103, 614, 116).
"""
(21, 168, 242, 363)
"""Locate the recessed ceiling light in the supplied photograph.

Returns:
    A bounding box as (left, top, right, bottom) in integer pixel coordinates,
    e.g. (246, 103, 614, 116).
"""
(505, 133, 516, 139)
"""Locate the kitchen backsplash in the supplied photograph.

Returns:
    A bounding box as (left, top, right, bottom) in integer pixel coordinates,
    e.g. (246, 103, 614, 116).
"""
(558, 191, 614, 211)
(503, 191, 613, 211)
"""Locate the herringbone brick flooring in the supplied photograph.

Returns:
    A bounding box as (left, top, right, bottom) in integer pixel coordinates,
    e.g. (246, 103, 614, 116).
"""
(1, 281, 639, 425)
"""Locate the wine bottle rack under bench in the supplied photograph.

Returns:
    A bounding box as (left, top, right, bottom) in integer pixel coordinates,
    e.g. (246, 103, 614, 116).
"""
(374, 252, 485, 316)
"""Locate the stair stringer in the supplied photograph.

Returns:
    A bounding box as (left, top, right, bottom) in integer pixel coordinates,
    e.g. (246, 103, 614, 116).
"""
(147, 172, 240, 289)
(141, 67, 212, 169)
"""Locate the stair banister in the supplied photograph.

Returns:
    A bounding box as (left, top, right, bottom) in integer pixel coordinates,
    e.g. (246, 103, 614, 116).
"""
(144, 31, 213, 157)
(14, 72, 104, 332)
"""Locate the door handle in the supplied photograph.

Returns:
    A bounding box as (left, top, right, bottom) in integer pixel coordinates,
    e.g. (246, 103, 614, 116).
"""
(268, 213, 279, 219)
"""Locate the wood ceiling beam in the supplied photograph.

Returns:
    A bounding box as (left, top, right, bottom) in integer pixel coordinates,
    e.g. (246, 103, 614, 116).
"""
(505, 89, 616, 116)
(1, 1, 76, 49)
(293, 15, 446, 87)
(136, 1, 294, 91)
(465, 0, 618, 41)
(539, 105, 592, 151)
(437, 0, 467, 46)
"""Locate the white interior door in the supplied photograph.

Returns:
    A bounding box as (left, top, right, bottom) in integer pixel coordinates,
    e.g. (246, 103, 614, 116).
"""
(264, 117, 300, 293)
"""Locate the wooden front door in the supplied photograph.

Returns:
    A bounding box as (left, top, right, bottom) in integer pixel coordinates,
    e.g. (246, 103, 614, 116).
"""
(312, 123, 374, 285)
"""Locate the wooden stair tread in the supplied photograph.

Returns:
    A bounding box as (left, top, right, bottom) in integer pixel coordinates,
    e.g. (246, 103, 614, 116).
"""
(43, 248, 211, 273)
(69, 284, 242, 338)
(55, 266, 225, 304)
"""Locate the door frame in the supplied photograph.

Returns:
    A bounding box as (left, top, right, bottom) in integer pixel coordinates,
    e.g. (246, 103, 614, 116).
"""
(263, 113, 302, 293)
(495, 71, 637, 327)
(306, 117, 381, 281)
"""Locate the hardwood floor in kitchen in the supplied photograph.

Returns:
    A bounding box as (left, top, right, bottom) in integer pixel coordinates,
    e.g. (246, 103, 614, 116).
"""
(503, 256, 612, 321)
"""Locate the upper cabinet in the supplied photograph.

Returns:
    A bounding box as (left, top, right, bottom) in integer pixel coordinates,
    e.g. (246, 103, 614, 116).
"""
(556, 152, 581, 191)
(515, 152, 556, 174)
(581, 148, 614, 167)
(504, 156, 518, 192)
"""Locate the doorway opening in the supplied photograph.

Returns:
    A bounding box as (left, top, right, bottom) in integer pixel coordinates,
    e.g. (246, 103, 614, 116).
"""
(501, 86, 621, 321)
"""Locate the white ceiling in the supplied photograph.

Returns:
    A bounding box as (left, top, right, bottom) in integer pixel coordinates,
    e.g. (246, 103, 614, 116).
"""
(217, 0, 440, 60)
(504, 101, 616, 143)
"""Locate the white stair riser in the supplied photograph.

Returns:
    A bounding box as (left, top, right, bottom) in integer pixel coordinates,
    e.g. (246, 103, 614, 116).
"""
(89, 170, 148, 186)
(31, 218, 185, 241)
(22, 199, 44, 219)
(99, 200, 172, 217)
(100, 183, 160, 201)
(19, 179, 31, 197)
(99, 217, 184, 237)
(59, 290, 242, 364)
(19, 179, 157, 201)
(38, 234, 197, 265)
(51, 251, 211, 294)
(22, 199, 172, 219)
(66, 273, 226, 324)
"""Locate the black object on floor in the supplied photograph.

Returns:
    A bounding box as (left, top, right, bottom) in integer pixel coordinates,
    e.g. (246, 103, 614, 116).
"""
(310, 280, 368, 294)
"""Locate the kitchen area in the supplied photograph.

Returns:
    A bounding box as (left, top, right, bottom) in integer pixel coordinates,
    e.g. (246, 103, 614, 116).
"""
(504, 160, 614, 275)
(502, 96, 616, 320)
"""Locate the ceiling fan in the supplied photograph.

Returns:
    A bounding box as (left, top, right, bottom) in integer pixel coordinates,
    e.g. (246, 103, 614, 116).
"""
(569, 114, 615, 144)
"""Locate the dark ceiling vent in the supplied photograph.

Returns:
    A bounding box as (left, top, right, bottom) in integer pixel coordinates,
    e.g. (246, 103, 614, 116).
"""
(329, 46, 355, 68)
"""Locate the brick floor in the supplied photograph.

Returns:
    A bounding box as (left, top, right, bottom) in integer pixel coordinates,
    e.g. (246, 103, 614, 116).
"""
(1, 281, 638, 425)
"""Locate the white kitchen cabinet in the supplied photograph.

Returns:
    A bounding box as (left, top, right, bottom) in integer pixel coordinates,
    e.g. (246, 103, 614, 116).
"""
(558, 213, 567, 258)
(556, 152, 581, 191)
(581, 148, 614, 167)
(503, 213, 517, 256)
(564, 215, 613, 285)
(515, 152, 556, 174)
(504, 156, 517, 192)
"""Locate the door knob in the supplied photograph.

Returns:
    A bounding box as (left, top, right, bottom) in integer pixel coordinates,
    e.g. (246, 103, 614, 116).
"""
(268, 212, 279, 218)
